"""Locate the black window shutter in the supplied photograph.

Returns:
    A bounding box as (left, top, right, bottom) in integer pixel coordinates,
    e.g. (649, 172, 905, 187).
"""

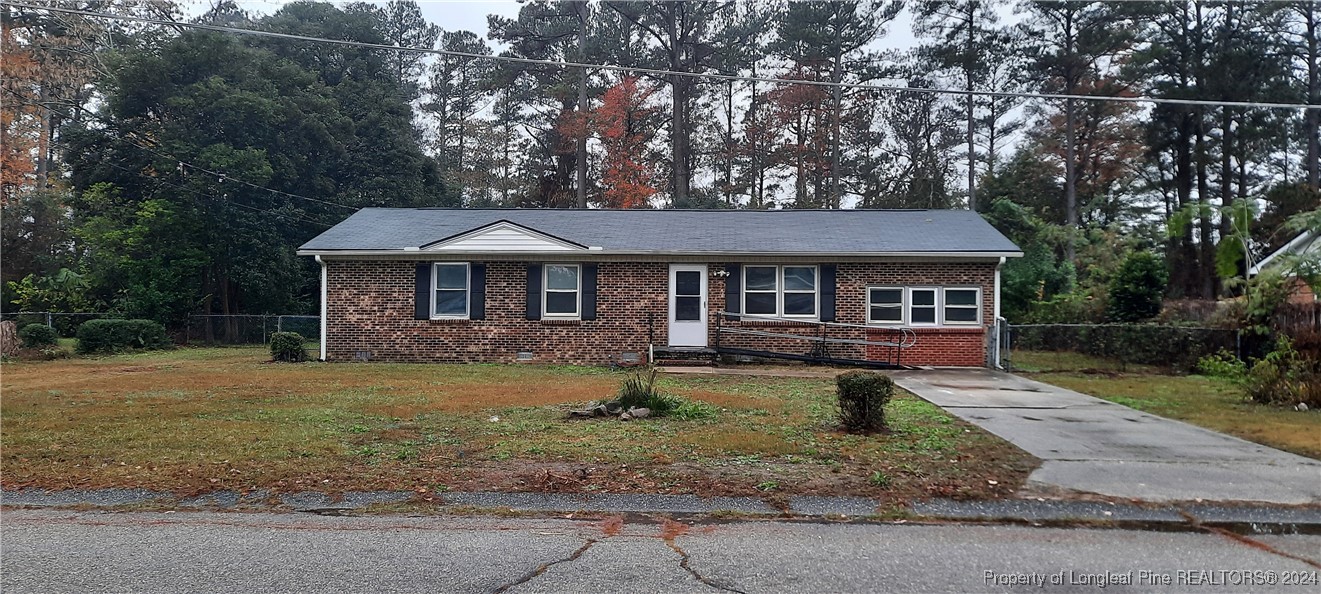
(582, 263, 598, 320)
(470, 263, 486, 320)
(525, 263, 542, 320)
(414, 263, 431, 320)
(724, 263, 741, 319)
(820, 264, 837, 322)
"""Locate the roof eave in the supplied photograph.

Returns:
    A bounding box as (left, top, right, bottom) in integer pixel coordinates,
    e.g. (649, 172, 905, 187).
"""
(296, 249, 1023, 259)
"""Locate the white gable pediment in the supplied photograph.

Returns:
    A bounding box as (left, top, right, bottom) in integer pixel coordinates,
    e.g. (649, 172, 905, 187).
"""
(422, 221, 587, 252)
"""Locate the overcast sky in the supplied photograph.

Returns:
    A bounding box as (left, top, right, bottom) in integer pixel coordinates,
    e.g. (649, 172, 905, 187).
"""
(199, 0, 930, 53)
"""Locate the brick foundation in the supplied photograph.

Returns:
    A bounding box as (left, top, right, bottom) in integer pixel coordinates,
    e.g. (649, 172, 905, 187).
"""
(324, 259, 996, 367)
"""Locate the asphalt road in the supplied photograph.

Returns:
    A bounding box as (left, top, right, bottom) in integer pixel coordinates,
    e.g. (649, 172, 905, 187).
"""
(3, 509, 1319, 593)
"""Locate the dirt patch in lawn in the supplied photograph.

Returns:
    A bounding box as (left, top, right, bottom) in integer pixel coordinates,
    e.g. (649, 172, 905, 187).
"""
(1, 347, 1037, 502)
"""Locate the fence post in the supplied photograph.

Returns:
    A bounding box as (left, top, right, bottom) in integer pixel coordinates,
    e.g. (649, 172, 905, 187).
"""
(45, 312, 52, 328)
(277, 315, 283, 333)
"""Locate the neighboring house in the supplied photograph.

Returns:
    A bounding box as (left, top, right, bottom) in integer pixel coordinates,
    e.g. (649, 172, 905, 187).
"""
(297, 209, 1022, 367)
(1249, 230, 1319, 304)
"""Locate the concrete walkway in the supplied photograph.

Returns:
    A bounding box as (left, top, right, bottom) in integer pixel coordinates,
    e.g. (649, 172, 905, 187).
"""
(889, 368, 1321, 505)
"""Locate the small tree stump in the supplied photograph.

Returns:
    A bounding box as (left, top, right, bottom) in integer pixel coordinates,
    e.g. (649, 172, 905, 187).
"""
(0, 321, 19, 357)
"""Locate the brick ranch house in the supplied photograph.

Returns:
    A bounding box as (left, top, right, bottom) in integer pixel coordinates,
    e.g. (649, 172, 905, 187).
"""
(297, 209, 1022, 367)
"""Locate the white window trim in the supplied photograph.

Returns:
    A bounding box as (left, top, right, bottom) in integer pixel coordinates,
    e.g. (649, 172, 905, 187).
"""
(431, 262, 470, 319)
(781, 265, 819, 318)
(542, 263, 581, 319)
(742, 265, 819, 319)
(942, 287, 982, 325)
(866, 285, 905, 326)
(865, 285, 985, 327)
(906, 287, 940, 327)
(742, 265, 779, 317)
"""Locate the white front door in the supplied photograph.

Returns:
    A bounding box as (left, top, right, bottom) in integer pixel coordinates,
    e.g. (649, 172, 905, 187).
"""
(668, 264, 708, 347)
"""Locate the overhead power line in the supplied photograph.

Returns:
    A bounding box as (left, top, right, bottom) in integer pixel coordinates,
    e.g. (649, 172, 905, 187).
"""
(93, 157, 335, 228)
(6, 1, 1319, 112)
(119, 136, 358, 212)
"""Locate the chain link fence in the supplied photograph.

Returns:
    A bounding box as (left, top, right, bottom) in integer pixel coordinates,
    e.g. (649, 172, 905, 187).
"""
(185, 315, 320, 345)
(0, 311, 122, 337)
(1003, 323, 1272, 373)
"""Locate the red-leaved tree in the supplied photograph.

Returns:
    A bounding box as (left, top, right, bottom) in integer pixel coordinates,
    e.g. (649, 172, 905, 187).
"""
(590, 76, 661, 208)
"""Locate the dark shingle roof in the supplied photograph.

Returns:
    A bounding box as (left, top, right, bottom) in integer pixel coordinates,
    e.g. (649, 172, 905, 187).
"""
(298, 208, 1021, 255)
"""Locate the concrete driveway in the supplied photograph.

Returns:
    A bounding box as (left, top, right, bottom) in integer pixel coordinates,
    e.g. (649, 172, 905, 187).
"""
(889, 368, 1321, 505)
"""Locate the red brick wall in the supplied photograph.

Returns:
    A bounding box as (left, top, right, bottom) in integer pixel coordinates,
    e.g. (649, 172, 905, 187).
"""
(326, 260, 669, 364)
(325, 259, 997, 367)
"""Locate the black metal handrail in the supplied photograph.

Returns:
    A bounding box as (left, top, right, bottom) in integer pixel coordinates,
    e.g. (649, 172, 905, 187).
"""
(714, 311, 916, 367)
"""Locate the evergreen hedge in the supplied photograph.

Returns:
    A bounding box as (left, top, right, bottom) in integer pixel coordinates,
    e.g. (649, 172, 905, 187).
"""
(18, 323, 57, 348)
(76, 319, 170, 354)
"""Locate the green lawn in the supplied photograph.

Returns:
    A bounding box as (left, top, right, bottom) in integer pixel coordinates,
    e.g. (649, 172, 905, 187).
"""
(1, 346, 1036, 500)
(1014, 350, 1321, 460)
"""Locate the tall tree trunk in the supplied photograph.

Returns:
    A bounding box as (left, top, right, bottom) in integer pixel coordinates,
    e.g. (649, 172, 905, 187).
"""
(1195, 110, 1215, 299)
(724, 79, 735, 207)
(965, 74, 976, 211)
(1175, 113, 1196, 298)
(1064, 97, 1078, 263)
(964, 2, 976, 212)
(795, 114, 807, 205)
(575, 1, 589, 208)
(1219, 106, 1234, 242)
(665, 5, 690, 206)
(830, 38, 843, 209)
(1307, 7, 1320, 188)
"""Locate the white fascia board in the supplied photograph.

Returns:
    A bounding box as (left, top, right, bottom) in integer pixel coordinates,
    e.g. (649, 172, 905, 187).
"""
(1250, 231, 1317, 276)
(298, 249, 1023, 260)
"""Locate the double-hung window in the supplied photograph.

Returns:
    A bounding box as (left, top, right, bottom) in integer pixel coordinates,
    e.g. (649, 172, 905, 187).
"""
(867, 287, 904, 324)
(866, 286, 981, 326)
(743, 265, 818, 318)
(433, 263, 469, 318)
(543, 264, 581, 318)
(908, 288, 938, 325)
(943, 288, 980, 324)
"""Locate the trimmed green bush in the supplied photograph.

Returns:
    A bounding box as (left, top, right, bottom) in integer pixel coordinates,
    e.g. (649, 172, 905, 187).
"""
(18, 323, 57, 348)
(270, 332, 310, 362)
(836, 371, 894, 433)
(75, 319, 169, 354)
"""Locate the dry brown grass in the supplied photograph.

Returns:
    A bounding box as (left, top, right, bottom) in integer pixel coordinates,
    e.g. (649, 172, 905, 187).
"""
(2, 346, 1036, 499)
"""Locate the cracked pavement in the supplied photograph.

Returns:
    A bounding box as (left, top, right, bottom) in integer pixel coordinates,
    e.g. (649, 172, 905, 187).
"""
(4, 509, 1319, 593)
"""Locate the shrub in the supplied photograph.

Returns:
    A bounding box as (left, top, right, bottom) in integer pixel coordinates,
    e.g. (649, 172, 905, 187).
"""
(18, 323, 57, 348)
(1195, 349, 1247, 381)
(616, 367, 675, 414)
(1245, 337, 1321, 408)
(1106, 252, 1168, 322)
(75, 319, 169, 354)
(270, 332, 310, 362)
(836, 371, 894, 433)
(1021, 290, 1105, 324)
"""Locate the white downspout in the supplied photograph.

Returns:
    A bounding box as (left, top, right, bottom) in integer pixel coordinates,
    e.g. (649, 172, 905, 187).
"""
(992, 256, 1004, 369)
(317, 255, 328, 361)
(994, 256, 1003, 321)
